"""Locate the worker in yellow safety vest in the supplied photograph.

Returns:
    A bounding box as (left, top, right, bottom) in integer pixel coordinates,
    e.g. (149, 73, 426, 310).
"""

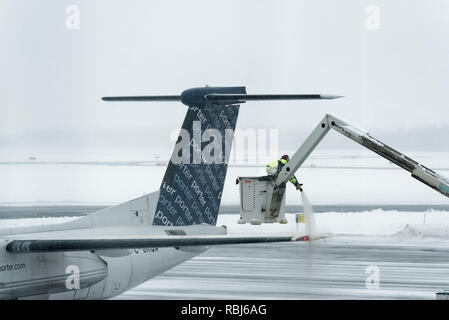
(265, 154, 303, 191)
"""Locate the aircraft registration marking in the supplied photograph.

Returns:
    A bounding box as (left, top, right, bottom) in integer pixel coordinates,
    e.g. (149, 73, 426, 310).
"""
(133, 248, 159, 254)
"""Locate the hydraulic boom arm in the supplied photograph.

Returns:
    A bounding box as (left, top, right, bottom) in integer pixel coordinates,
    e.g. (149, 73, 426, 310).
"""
(275, 114, 449, 198)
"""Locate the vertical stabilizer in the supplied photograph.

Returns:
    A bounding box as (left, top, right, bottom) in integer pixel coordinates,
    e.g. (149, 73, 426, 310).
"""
(154, 86, 245, 226)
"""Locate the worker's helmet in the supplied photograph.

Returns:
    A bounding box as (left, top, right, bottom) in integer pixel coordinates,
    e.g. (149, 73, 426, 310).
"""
(281, 154, 289, 161)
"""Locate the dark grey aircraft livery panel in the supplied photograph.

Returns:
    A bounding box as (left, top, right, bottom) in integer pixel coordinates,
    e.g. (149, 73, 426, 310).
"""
(154, 87, 246, 226)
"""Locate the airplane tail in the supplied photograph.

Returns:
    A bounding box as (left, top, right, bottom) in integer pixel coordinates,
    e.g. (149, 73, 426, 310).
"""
(154, 86, 245, 226)
(102, 86, 341, 226)
(106, 86, 245, 226)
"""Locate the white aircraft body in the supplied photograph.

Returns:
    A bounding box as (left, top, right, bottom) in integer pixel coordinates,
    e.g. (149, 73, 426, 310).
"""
(0, 86, 333, 300)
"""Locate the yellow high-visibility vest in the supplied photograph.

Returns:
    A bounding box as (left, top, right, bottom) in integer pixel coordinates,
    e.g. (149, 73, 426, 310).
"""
(265, 159, 298, 184)
(265, 160, 279, 175)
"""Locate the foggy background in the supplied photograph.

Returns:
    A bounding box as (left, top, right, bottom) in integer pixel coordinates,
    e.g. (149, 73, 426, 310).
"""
(1, 0, 448, 153)
(0, 0, 448, 205)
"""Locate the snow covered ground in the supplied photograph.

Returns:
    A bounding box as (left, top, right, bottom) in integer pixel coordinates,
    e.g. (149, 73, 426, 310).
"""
(0, 150, 448, 205)
(223, 211, 449, 240)
(3, 209, 449, 244)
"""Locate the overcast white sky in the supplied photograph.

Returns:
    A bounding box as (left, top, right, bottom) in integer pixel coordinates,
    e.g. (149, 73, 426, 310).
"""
(0, 0, 448, 152)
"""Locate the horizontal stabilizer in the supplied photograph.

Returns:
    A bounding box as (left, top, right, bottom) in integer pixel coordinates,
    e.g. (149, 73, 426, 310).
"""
(102, 95, 181, 102)
(205, 94, 343, 103)
(101, 87, 343, 107)
(6, 234, 315, 253)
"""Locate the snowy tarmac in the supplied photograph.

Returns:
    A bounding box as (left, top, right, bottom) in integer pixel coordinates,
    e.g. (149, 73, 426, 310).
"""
(116, 239, 449, 300)
(115, 211, 449, 300)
